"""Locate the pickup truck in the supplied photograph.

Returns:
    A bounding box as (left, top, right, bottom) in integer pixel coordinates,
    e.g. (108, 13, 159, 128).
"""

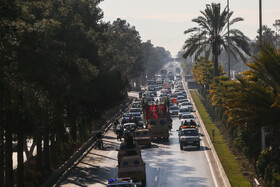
(178, 127, 200, 150)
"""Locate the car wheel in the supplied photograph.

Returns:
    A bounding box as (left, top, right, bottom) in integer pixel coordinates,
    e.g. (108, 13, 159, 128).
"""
(180, 143, 183, 150)
(142, 177, 146, 186)
(197, 143, 200, 150)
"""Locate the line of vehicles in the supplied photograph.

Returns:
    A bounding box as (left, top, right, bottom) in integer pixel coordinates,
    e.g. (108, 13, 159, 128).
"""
(108, 63, 200, 186)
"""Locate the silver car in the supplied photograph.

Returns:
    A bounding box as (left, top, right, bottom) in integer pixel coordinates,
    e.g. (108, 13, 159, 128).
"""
(169, 105, 179, 115)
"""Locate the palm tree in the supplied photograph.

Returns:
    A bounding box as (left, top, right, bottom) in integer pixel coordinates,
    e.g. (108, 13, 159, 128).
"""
(183, 3, 251, 77)
(217, 43, 280, 173)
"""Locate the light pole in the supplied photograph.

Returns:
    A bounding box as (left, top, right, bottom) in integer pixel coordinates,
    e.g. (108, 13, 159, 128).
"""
(259, 0, 262, 44)
(227, 0, 230, 79)
(259, 0, 265, 151)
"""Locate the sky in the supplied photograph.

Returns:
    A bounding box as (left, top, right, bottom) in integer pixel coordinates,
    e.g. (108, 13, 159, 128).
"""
(99, 0, 280, 57)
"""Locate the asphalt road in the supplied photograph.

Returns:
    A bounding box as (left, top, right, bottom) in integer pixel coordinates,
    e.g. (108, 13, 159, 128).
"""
(140, 116, 217, 187)
(58, 86, 228, 187)
(58, 111, 224, 186)
(58, 117, 219, 187)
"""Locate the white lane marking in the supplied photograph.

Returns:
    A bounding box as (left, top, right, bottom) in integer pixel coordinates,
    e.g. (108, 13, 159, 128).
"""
(182, 77, 219, 187)
(201, 134, 219, 187)
(155, 176, 158, 181)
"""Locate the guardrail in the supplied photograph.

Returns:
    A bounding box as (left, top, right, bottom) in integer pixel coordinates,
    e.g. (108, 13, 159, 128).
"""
(41, 99, 134, 187)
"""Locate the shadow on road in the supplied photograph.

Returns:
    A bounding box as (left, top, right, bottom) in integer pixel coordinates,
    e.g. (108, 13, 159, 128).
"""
(59, 164, 117, 186)
(182, 145, 211, 152)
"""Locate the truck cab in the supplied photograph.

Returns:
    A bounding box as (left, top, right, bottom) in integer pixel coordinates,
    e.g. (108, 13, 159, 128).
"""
(178, 127, 200, 150)
(134, 129, 152, 147)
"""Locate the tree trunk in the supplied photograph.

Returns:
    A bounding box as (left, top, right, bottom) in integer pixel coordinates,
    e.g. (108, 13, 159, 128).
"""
(212, 43, 219, 77)
(271, 128, 280, 166)
(36, 134, 42, 171)
(4, 128, 13, 187)
(135, 78, 141, 91)
(50, 130, 55, 167)
(25, 140, 36, 160)
(70, 112, 77, 142)
(0, 129, 4, 187)
(43, 121, 50, 176)
(17, 132, 24, 187)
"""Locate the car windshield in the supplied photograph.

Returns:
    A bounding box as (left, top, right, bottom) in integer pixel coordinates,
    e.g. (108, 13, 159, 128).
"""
(182, 130, 198, 136)
(170, 106, 179, 110)
(181, 115, 194, 119)
(179, 108, 189, 112)
(130, 109, 140, 113)
(135, 116, 142, 120)
(181, 99, 188, 102)
(123, 125, 130, 128)
(132, 104, 140, 108)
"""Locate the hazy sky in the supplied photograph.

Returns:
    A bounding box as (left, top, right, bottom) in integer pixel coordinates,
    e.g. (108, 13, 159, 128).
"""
(100, 0, 280, 56)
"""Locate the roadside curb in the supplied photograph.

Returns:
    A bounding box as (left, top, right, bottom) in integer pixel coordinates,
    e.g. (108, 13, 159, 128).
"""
(41, 99, 133, 187)
(183, 77, 231, 187)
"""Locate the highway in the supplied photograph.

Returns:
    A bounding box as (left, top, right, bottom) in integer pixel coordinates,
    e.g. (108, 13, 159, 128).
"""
(57, 89, 228, 187)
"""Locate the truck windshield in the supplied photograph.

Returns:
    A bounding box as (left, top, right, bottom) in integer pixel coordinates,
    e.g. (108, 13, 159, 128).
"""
(182, 130, 198, 136)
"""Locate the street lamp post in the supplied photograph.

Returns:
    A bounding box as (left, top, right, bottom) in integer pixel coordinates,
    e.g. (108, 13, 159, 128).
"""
(259, 0, 265, 151)
(227, 0, 230, 79)
(259, 0, 262, 44)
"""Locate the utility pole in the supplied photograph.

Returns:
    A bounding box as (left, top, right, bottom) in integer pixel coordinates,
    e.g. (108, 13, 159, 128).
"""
(259, 0, 262, 44)
(227, 0, 231, 79)
(259, 0, 265, 151)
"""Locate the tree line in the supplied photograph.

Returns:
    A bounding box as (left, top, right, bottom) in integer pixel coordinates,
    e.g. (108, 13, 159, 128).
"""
(0, 0, 171, 186)
(189, 43, 280, 187)
(182, 3, 280, 186)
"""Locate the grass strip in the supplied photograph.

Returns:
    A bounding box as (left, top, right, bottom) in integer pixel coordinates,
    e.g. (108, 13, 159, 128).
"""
(190, 90, 251, 187)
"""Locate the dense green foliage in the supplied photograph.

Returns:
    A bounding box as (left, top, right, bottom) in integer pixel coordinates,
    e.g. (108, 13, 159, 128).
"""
(189, 43, 280, 186)
(191, 57, 224, 93)
(0, 0, 170, 186)
(251, 21, 280, 56)
(183, 3, 250, 76)
(190, 90, 251, 187)
(141, 40, 171, 79)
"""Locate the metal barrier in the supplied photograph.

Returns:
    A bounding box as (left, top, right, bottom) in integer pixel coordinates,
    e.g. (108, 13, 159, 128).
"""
(41, 99, 134, 187)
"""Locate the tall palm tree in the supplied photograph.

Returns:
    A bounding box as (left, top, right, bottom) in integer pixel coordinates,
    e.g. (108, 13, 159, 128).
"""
(183, 3, 251, 77)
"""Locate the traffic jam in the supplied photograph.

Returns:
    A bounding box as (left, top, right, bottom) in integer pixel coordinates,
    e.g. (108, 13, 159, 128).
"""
(107, 63, 200, 187)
